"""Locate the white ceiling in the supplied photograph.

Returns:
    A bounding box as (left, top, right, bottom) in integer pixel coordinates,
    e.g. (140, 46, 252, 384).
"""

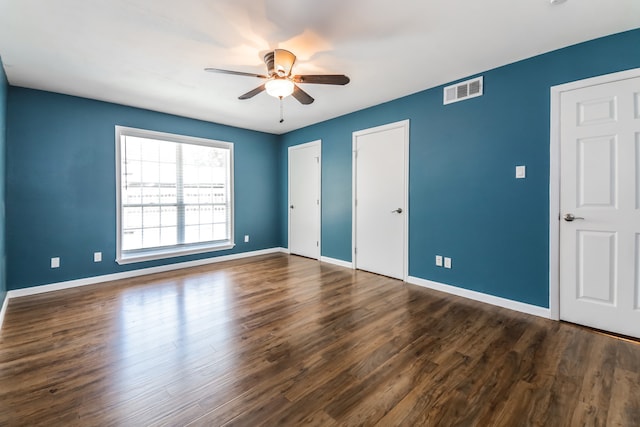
(0, 0, 638, 134)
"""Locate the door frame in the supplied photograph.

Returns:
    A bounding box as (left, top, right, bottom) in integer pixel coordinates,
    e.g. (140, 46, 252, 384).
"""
(288, 140, 322, 260)
(549, 67, 640, 321)
(352, 119, 410, 280)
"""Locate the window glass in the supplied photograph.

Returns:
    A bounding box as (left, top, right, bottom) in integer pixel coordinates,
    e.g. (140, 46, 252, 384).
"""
(116, 126, 234, 264)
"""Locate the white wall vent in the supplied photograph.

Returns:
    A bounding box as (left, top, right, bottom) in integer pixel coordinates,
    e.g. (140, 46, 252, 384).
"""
(443, 77, 483, 105)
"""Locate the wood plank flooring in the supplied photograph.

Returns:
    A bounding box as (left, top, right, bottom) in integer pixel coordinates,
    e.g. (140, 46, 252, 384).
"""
(1, 253, 639, 426)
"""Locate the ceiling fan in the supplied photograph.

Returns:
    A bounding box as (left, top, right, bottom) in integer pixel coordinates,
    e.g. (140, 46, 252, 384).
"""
(205, 49, 350, 106)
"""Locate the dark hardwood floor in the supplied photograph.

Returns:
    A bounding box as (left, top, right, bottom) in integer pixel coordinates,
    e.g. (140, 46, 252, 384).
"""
(1, 253, 638, 426)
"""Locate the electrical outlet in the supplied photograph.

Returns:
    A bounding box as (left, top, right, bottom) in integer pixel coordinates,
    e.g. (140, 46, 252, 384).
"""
(516, 165, 526, 179)
(444, 257, 452, 269)
(94, 252, 102, 262)
(435, 255, 443, 267)
(244, 235, 249, 243)
(51, 257, 60, 268)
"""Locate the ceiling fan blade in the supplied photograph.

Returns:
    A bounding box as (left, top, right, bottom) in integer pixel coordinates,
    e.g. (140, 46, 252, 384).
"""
(293, 74, 350, 85)
(274, 49, 296, 77)
(238, 84, 266, 100)
(292, 84, 314, 105)
(204, 68, 268, 79)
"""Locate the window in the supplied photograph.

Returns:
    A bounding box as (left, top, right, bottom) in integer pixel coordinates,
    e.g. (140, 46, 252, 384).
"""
(115, 126, 234, 264)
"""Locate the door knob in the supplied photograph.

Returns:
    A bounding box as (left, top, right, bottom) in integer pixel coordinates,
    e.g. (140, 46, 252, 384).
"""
(290, 205, 294, 209)
(563, 213, 584, 222)
(391, 208, 403, 214)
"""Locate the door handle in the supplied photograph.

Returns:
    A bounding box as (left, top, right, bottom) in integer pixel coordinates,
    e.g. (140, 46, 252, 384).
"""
(391, 208, 403, 214)
(563, 213, 584, 222)
(290, 205, 294, 209)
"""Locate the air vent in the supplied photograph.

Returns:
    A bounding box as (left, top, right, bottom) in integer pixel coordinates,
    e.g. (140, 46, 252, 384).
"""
(443, 77, 483, 105)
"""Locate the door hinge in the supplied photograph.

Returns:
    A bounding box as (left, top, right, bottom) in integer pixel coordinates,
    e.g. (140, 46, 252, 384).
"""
(317, 241, 319, 247)
(317, 199, 319, 205)
(354, 247, 357, 254)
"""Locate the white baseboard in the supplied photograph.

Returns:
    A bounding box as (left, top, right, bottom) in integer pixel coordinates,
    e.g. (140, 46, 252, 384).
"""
(7, 247, 288, 299)
(3, 252, 550, 326)
(0, 293, 9, 331)
(320, 256, 353, 269)
(406, 276, 552, 319)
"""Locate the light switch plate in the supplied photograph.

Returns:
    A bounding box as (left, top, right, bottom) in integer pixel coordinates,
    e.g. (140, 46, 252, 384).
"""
(244, 235, 249, 243)
(516, 165, 526, 179)
(444, 257, 452, 269)
(51, 257, 60, 268)
(94, 252, 102, 262)
(435, 255, 443, 267)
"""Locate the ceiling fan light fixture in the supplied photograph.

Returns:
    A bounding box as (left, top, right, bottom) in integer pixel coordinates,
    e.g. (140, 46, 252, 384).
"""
(265, 79, 294, 98)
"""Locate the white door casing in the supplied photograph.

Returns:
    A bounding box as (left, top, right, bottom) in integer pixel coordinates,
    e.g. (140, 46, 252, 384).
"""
(551, 69, 640, 338)
(288, 141, 321, 259)
(352, 120, 409, 280)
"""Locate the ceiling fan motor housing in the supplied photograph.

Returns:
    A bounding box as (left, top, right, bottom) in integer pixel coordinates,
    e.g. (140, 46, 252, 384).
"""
(273, 49, 296, 77)
(264, 51, 275, 76)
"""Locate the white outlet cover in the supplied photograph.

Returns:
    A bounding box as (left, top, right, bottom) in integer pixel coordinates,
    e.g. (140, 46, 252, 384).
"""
(94, 252, 102, 262)
(51, 257, 60, 268)
(515, 165, 526, 179)
(435, 255, 443, 266)
(244, 235, 249, 243)
(444, 257, 452, 269)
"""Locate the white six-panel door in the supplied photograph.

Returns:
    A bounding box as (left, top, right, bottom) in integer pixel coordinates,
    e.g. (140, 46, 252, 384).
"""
(353, 121, 409, 280)
(559, 74, 640, 338)
(289, 141, 321, 259)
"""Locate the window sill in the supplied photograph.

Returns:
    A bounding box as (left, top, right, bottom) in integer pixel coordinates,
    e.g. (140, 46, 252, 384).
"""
(116, 241, 235, 265)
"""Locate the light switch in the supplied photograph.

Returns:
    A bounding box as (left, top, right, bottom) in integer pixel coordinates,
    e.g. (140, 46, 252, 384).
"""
(444, 257, 452, 269)
(51, 257, 60, 268)
(435, 255, 443, 267)
(516, 165, 526, 179)
(94, 252, 102, 262)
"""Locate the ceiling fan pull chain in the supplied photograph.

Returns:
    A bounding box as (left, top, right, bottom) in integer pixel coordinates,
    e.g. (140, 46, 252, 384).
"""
(279, 96, 284, 123)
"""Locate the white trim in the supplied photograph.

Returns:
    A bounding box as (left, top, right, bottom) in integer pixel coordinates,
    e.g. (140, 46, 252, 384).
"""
(407, 276, 552, 319)
(7, 247, 287, 299)
(116, 242, 236, 265)
(351, 133, 357, 270)
(287, 140, 322, 260)
(0, 294, 9, 331)
(551, 68, 640, 93)
(114, 125, 235, 265)
(320, 256, 353, 269)
(352, 119, 410, 279)
(549, 84, 561, 321)
(549, 67, 640, 322)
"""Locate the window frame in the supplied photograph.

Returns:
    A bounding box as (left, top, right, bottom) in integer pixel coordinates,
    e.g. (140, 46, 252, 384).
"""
(115, 125, 235, 264)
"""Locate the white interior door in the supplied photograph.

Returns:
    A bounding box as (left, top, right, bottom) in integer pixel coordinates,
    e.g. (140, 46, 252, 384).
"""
(289, 141, 321, 259)
(559, 75, 640, 338)
(353, 120, 408, 280)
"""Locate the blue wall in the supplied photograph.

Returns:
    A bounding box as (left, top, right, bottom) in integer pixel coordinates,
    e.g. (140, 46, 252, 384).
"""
(5, 29, 640, 305)
(280, 29, 640, 308)
(6, 89, 281, 289)
(0, 57, 7, 307)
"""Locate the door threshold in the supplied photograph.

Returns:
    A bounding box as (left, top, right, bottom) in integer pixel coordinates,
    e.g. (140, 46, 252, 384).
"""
(562, 321, 640, 344)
